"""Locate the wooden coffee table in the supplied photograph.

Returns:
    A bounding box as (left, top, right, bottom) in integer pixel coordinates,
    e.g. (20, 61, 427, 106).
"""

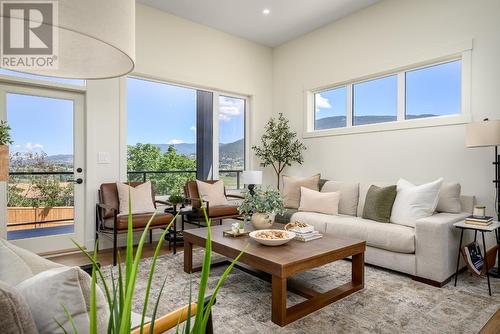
(183, 224, 366, 326)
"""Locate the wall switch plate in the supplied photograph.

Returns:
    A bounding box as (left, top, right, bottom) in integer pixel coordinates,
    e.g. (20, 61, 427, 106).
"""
(98, 152, 111, 164)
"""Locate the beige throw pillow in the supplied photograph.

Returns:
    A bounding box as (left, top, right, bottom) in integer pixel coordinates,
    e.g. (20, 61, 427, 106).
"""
(116, 181, 155, 215)
(299, 187, 339, 215)
(282, 174, 320, 209)
(16, 267, 109, 334)
(196, 180, 228, 206)
(0, 281, 38, 334)
(436, 182, 462, 213)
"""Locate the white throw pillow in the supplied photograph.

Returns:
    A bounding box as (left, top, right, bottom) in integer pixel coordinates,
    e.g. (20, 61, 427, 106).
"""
(16, 267, 109, 334)
(196, 180, 228, 206)
(298, 187, 340, 215)
(436, 182, 462, 213)
(116, 181, 156, 215)
(390, 178, 443, 227)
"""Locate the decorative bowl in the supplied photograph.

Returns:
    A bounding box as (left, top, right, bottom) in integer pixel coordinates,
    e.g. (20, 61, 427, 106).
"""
(249, 229, 296, 247)
(285, 221, 315, 234)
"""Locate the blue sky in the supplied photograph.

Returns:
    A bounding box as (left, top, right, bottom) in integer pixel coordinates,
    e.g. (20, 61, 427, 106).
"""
(127, 77, 245, 146)
(315, 59, 461, 121)
(8, 94, 74, 156)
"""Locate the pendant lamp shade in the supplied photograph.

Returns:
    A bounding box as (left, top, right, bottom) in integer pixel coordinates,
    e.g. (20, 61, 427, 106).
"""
(0, 0, 135, 79)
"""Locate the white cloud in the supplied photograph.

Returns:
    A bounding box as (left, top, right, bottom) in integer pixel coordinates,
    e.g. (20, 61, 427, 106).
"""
(315, 94, 332, 112)
(167, 139, 184, 145)
(219, 96, 243, 121)
(25, 142, 44, 151)
(190, 126, 196, 131)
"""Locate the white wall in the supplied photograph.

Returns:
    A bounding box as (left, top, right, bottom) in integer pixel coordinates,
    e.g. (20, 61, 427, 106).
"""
(272, 0, 500, 217)
(83, 4, 273, 249)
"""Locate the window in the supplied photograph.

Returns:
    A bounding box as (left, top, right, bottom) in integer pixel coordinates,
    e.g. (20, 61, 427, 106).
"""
(405, 60, 461, 119)
(314, 87, 347, 130)
(127, 77, 197, 195)
(353, 75, 397, 126)
(0, 69, 85, 86)
(218, 95, 245, 189)
(307, 57, 465, 134)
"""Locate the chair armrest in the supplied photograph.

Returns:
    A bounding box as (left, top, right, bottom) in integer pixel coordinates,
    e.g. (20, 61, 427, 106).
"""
(155, 199, 172, 206)
(226, 194, 244, 199)
(130, 296, 216, 334)
(415, 212, 470, 282)
(96, 203, 117, 213)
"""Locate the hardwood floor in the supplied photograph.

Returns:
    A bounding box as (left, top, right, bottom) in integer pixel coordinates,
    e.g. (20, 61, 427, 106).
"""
(480, 308, 500, 334)
(48, 242, 185, 267)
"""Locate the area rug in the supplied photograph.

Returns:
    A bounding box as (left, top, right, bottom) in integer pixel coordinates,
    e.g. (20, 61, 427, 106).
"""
(101, 250, 500, 334)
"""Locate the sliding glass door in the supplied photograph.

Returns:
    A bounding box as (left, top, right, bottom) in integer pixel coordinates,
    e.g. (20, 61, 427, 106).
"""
(0, 84, 85, 254)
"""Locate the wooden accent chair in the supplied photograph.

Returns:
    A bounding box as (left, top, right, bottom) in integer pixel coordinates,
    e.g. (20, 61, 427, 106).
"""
(183, 180, 243, 226)
(95, 182, 174, 266)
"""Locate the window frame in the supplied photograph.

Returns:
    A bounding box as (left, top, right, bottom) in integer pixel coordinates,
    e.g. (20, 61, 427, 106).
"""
(304, 51, 471, 138)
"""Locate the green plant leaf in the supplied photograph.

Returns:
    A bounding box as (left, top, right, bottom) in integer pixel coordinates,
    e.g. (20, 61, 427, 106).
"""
(61, 303, 78, 334)
(90, 244, 98, 334)
(140, 213, 178, 334)
(148, 275, 168, 334)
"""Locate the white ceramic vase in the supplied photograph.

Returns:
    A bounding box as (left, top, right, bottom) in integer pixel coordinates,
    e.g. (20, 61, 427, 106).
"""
(251, 212, 276, 230)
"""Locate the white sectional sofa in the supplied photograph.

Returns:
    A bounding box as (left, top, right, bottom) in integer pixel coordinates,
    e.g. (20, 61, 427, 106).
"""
(287, 181, 475, 286)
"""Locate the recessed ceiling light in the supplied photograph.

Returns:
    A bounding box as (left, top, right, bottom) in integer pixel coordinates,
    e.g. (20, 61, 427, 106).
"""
(262, 8, 270, 15)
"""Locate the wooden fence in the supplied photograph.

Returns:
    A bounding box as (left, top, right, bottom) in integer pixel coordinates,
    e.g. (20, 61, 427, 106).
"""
(7, 207, 74, 230)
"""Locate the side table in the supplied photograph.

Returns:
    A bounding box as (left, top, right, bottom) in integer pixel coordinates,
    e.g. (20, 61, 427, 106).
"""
(164, 206, 195, 254)
(453, 220, 500, 296)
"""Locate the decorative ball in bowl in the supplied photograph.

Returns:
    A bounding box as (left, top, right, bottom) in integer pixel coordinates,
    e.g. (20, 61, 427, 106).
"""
(249, 229, 296, 247)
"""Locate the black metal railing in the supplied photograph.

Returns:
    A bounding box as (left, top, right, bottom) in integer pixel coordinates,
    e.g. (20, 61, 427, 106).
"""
(127, 169, 244, 191)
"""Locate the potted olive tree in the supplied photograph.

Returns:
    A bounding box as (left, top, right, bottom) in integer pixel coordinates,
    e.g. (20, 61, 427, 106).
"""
(252, 113, 306, 190)
(239, 187, 285, 230)
(0, 120, 12, 182)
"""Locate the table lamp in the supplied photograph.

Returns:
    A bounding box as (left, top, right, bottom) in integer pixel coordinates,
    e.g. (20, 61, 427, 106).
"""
(241, 170, 263, 195)
(466, 118, 500, 277)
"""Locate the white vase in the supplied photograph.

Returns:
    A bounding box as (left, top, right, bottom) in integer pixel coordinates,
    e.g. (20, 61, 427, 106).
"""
(251, 212, 276, 230)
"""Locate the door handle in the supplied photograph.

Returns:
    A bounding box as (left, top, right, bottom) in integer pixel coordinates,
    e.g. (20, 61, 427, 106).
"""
(69, 178, 83, 184)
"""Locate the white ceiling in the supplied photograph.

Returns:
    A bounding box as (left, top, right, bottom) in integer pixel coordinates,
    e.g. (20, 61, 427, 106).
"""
(137, 0, 380, 47)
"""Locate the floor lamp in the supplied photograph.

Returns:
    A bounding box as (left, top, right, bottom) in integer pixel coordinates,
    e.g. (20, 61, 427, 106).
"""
(466, 119, 500, 277)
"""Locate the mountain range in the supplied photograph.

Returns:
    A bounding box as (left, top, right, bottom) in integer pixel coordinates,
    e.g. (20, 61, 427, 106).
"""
(155, 138, 244, 156)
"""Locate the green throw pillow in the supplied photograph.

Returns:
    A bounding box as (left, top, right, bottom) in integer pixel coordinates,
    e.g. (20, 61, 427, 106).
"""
(362, 185, 397, 223)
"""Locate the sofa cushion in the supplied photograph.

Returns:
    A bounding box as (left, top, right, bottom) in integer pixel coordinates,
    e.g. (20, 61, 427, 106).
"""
(436, 182, 462, 213)
(291, 212, 415, 253)
(391, 178, 443, 228)
(357, 182, 392, 217)
(321, 181, 359, 216)
(299, 187, 339, 215)
(282, 174, 320, 209)
(0, 281, 38, 334)
(362, 185, 397, 223)
(104, 212, 174, 230)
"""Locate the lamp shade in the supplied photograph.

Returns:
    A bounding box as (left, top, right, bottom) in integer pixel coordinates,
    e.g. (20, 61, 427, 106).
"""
(241, 170, 263, 185)
(0, 0, 135, 79)
(466, 120, 500, 147)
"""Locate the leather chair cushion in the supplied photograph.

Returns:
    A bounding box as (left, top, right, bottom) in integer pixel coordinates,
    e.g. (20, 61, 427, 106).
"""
(209, 205, 239, 217)
(104, 212, 174, 230)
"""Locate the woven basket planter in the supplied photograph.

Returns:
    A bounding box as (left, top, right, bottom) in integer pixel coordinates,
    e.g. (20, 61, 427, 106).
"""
(0, 145, 8, 181)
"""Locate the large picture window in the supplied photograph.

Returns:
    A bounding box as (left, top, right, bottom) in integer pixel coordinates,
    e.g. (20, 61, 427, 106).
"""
(218, 95, 245, 189)
(127, 77, 197, 196)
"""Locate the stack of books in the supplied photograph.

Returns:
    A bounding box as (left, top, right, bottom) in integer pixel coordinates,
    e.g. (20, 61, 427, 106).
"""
(465, 215, 494, 226)
(293, 229, 323, 242)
